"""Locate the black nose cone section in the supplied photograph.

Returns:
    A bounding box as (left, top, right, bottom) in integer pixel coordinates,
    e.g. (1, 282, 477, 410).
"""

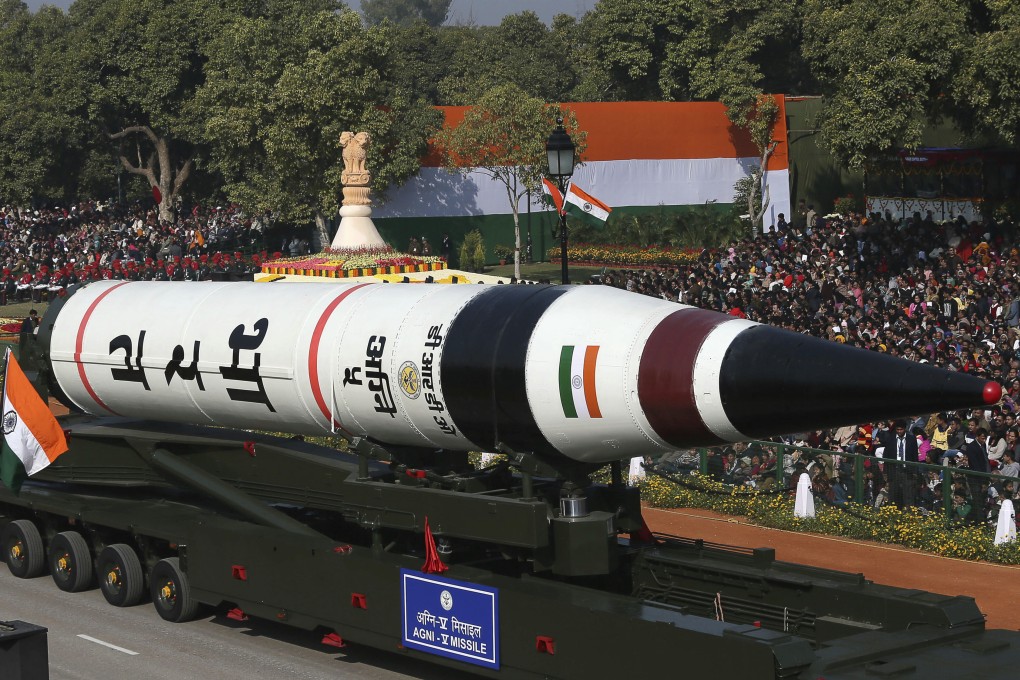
(719, 325, 1001, 438)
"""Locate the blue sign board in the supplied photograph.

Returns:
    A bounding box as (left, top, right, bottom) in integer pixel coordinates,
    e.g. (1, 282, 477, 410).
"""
(400, 569, 499, 669)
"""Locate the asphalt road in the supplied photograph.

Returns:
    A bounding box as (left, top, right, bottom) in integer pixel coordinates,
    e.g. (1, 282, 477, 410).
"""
(0, 567, 474, 680)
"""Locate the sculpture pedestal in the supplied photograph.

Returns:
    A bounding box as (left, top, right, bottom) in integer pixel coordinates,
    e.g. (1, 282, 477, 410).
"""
(330, 204, 386, 250)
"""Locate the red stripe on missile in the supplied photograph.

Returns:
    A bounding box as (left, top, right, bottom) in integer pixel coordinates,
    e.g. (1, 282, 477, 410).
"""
(638, 308, 727, 446)
(307, 284, 371, 431)
(74, 281, 131, 415)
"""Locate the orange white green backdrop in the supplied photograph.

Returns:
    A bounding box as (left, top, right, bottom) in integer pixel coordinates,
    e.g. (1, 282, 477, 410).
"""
(370, 99, 791, 263)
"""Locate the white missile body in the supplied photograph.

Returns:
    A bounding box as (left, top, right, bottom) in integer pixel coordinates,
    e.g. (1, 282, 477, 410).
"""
(45, 281, 998, 465)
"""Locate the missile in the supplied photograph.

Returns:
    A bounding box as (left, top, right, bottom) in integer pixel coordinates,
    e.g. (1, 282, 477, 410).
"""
(39, 281, 999, 465)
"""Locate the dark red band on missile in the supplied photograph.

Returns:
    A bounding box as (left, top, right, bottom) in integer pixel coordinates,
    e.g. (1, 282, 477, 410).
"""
(74, 281, 131, 415)
(441, 285, 567, 455)
(717, 324, 1002, 437)
(638, 308, 727, 447)
(307, 283, 371, 432)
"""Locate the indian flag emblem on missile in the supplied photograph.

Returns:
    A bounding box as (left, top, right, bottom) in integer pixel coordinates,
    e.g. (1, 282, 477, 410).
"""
(558, 345, 602, 418)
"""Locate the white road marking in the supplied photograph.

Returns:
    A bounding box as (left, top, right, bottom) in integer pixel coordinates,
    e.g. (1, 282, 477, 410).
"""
(77, 634, 139, 656)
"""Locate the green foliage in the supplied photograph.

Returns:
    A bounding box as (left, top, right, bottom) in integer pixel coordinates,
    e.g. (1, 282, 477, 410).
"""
(569, 204, 744, 250)
(802, 0, 968, 167)
(384, 21, 447, 104)
(473, 237, 486, 271)
(952, 0, 1020, 145)
(575, 0, 806, 104)
(641, 472, 1020, 565)
(832, 194, 861, 215)
(575, 1, 787, 232)
(4, 0, 1019, 225)
(193, 5, 441, 227)
(0, 3, 89, 203)
(438, 83, 586, 278)
(458, 229, 485, 272)
(361, 0, 451, 27)
(492, 244, 514, 261)
(61, 0, 264, 215)
(438, 84, 583, 193)
(427, 12, 580, 106)
(726, 96, 779, 232)
(575, 0, 700, 101)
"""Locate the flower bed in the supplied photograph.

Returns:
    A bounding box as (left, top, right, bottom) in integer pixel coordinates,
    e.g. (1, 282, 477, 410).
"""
(548, 243, 700, 268)
(641, 473, 1020, 564)
(262, 248, 446, 278)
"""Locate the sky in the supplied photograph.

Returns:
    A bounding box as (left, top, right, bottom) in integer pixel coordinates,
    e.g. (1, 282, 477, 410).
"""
(24, 0, 598, 24)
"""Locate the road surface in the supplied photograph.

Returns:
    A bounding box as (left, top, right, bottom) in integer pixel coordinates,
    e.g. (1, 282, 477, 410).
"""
(0, 567, 471, 680)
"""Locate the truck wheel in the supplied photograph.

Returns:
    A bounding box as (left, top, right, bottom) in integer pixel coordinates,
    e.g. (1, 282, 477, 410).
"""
(150, 557, 198, 622)
(3, 519, 45, 578)
(98, 544, 143, 607)
(49, 531, 94, 592)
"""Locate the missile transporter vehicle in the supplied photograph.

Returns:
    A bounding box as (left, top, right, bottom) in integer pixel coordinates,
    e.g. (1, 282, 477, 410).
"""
(0, 281, 1017, 679)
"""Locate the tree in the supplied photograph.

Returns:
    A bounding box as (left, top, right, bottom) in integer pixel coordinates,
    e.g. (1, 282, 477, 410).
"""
(0, 2, 89, 205)
(575, 0, 703, 101)
(624, 0, 794, 233)
(730, 95, 780, 234)
(801, 0, 968, 167)
(432, 24, 496, 105)
(432, 12, 580, 106)
(437, 84, 586, 280)
(361, 0, 450, 27)
(385, 20, 447, 104)
(487, 12, 579, 103)
(66, 0, 236, 219)
(952, 0, 1020, 146)
(687, 1, 799, 233)
(195, 5, 441, 246)
(573, 0, 808, 114)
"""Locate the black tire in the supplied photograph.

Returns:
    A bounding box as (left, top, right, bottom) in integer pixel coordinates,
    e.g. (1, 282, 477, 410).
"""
(97, 544, 144, 607)
(48, 531, 94, 592)
(3, 519, 45, 578)
(150, 557, 198, 622)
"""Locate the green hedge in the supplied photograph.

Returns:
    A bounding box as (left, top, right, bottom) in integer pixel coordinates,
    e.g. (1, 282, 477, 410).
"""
(641, 473, 1020, 565)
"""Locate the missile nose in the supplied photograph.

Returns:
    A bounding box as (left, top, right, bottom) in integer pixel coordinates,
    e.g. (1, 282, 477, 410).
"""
(716, 324, 1000, 440)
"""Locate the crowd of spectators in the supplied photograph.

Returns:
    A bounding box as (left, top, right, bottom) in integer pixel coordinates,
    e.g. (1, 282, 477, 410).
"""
(0, 200, 277, 303)
(604, 205, 1020, 526)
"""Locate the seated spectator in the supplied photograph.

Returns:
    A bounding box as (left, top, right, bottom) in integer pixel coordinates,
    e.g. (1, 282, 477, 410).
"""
(999, 450, 1019, 480)
(952, 492, 972, 522)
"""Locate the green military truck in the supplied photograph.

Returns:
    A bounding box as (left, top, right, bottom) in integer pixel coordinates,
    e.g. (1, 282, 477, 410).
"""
(1, 415, 1018, 679)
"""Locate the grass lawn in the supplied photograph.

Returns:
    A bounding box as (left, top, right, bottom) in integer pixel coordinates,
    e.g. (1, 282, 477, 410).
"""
(1, 299, 47, 322)
(487, 261, 606, 283)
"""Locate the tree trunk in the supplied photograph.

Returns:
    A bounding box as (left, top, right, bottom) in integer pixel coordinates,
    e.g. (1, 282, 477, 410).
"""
(109, 126, 192, 224)
(505, 181, 523, 281)
(512, 207, 521, 281)
(749, 142, 778, 234)
(314, 211, 331, 251)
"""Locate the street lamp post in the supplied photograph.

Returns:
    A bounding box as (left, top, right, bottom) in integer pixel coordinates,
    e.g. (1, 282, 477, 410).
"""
(546, 120, 576, 285)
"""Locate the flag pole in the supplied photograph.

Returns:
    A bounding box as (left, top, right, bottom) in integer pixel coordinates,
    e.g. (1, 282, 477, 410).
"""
(558, 178, 569, 286)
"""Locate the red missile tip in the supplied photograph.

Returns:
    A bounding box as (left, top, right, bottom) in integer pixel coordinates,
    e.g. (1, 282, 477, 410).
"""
(984, 381, 1003, 405)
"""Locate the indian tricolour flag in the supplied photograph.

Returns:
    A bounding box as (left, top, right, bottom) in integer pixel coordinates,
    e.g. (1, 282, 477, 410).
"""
(0, 349, 68, 492)
(558, 345, 602, 419)
(563, 183, 611, 225)
(541, 178, 564, 214)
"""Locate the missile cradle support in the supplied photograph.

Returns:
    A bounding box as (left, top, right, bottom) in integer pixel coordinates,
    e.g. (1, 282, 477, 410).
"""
(2, 419, 1019, 679)
(0, 280, 1014, 678)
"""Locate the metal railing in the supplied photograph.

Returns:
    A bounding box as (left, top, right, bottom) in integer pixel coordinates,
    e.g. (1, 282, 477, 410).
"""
(657, 441, 1013, 522)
